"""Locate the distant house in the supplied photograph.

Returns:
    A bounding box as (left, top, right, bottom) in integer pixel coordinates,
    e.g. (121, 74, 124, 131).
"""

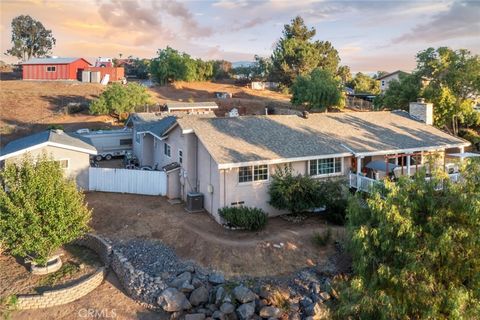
(165, 102, 218, 113)
(131, 103, 469, 223)
(376, 70, 410, 92)
(0, 130, 97, 189)
(21, 57, 91, 81)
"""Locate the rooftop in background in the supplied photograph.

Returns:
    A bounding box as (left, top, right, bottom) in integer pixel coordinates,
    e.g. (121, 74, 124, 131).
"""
(0, 129, 97, 160)
(177, 111, 469, 167)
(376, 70, 410, 80)
(21, 57, 92, 65)
(166, 102, 218, 112)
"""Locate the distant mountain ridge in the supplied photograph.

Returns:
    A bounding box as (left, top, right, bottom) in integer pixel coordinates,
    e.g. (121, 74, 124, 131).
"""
(232, 61, 254, 68)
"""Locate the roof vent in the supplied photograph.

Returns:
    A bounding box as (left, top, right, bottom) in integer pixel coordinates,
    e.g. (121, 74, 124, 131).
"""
(302, 111, 310, 119)
(417, 98, 425, 103)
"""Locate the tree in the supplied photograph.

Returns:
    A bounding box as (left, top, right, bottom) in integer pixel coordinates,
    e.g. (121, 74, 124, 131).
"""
(347, 72, 380, 94)
(6, 15, 56, 61)
(374, 73, 422, 110)
(0, 155, 91, 265)
(90, 83, 151, 118)
(417, 47, 480, 134)
(271, 16, 340, 87)
(337, 65, 352, 85)
(212, 60, 232, 80)
(336, 159, 480, 319)
(251, 55, 272, 81)
(291, 68, 344, 111)
(373, 70, 389, 79)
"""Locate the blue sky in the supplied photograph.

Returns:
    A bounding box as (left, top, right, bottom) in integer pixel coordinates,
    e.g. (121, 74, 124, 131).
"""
(1, 0, 479, 73)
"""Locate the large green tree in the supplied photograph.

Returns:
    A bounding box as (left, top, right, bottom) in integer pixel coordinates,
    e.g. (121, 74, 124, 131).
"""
(374, 73, 422, 110)
(6, 15, 56, 61)
(271, 16, 340, 87)
(291, 68, 344, 111)
(0, 155, 91, 265)
(347, 72, 380, 94)
(336, 159, 480, 319)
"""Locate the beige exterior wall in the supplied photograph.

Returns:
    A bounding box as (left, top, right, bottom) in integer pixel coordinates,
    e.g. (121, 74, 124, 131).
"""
(380, 73, 401, 92)
(5, 145, 91, 189)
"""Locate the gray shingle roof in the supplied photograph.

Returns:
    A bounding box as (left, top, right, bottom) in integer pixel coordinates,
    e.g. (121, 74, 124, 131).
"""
(167, 102, 218, 111)
(0, 130, 97, 159)
(177, 111, 468, 166)
(21, 57, 89, 65)
(136, 116, 177, 138)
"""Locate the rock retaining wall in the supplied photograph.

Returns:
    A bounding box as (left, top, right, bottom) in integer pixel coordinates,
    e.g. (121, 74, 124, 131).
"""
(15, 233, 111, 310)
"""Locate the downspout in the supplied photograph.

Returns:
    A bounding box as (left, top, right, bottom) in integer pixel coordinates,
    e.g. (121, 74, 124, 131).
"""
(209, 155, 213, 214)
(223, 170, 226, 208)
(195, 136, 199, 192)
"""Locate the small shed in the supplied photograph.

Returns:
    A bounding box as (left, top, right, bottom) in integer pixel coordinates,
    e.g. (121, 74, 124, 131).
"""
(85, 66, 125, 82)
(21, 57, 91, 81)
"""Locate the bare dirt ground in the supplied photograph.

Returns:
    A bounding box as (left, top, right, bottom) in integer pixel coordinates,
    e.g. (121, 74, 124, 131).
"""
(87, 192, 345, 278)
(11, 272, 166, 320)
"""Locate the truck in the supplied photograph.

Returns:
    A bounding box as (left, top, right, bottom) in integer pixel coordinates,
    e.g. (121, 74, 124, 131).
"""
(77, 128, 133, 161)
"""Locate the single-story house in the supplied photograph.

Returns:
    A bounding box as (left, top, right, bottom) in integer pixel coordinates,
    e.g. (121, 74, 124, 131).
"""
(0, 130, 97, 189)
(21, 57, 91, 81)
(131, 101, 469, 223)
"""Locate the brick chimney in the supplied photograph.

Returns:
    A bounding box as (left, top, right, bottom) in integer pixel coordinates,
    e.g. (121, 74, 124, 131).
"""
(409, 99, 433, 125)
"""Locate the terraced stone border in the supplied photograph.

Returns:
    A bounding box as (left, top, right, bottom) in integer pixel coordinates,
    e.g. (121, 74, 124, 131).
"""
(15, 234, 112, 310)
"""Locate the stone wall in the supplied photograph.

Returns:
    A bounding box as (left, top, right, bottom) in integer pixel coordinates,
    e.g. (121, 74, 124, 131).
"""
(15, 233, 112, 310)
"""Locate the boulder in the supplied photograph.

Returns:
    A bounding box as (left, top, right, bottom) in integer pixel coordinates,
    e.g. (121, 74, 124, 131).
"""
(185, 314, 206, 320)
(259, 306, 282, 318)
(209, 273, 225, 285)
(215, 287, 226, 305)
(179, 281, 195, 293)
(212, 310, 224, 320)
(190, 286, 210, 306)
(319, 292, 331, 301)
(158, 287, 192, 312)
(300, 297, 313, 309)
(170, 272, 192, 288)
(192, 277, 204, 288)
(220, 302, 235, 314)
(233, 286, 256, 304)
(236, 302, 255, 320)
(304, 302, 329, 319)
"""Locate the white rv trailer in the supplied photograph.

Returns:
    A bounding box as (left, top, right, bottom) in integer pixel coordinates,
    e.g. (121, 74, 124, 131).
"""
(78, 128, 133, 161)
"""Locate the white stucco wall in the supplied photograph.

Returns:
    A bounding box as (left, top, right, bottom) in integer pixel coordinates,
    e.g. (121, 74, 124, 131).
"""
(379, 73, 401, 92)
(5, 146, 91, 189)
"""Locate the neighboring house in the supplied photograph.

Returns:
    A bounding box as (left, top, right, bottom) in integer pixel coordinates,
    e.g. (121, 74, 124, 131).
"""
(133, 102, 469, 223)
(21, 57, 91, 81)
(377, 70, 409, 92)
(165, 102, 218, 113)
(0, 130, 97, 189)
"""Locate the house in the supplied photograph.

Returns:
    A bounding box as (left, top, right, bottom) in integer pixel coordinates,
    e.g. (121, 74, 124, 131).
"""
(132, 101, 469, 223)
(21, 57, 91, 81)
(376, 70, 409, 92)
(0, 130, 97, 189)
(165, 102, 218, 113)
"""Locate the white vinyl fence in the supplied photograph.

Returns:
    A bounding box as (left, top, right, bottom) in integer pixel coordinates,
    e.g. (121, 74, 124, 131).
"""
(88, 167, 166, 196)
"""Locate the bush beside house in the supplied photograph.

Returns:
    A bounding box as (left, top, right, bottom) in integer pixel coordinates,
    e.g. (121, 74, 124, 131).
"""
(219, 206, 267, 231)
(0, 154, 91, 266)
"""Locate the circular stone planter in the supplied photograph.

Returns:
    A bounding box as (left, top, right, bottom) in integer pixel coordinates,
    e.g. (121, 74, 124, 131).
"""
(30, 255, 63, 275)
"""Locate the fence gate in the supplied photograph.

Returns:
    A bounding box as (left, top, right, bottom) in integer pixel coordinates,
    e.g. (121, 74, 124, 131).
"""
(88, 167, 167, 196)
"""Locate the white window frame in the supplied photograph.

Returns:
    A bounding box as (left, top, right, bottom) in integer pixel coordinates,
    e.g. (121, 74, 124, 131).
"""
(164, 142, 171, 158)
(178, 149, 183, 164)
(54, 158, 69, 169)
(46, 66, 56, 72)
(238, 164, 269, 184)
(308, 157, 343, 178)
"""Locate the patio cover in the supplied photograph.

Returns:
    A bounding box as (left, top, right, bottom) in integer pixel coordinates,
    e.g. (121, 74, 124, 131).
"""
(446, 152, 480, 159)
(365, 160, 399, 172)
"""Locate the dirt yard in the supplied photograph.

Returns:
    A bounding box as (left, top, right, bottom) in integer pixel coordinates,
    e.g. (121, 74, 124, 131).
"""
(88, 192, 344, 278)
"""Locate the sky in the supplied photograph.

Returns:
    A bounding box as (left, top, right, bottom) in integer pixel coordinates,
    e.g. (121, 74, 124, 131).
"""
(0, 0, 479, 73)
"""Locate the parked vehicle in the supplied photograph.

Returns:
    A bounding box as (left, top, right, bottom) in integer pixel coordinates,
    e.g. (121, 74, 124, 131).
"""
(77, 128, 133, 161)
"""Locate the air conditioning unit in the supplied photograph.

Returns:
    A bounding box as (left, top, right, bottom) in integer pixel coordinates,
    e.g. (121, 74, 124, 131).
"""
(186, 192, 204, 212)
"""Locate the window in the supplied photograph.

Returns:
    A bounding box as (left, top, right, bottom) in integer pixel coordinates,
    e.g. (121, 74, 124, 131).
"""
(381, 80, 385, 86)
(239, 164, 268, 183)
(46, 66, 56, 72)
(120, 139, 132, 146)
(309, 157, 342, 176)
(164, 143, 171, 157)
(55, 159, 69, 169)
(178, 150, 183, 164)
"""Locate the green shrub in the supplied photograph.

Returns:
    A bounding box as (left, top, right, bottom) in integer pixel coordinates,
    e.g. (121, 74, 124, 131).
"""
(219, 206, 267, 231)
(0, 154, 91, 265)
(90, 83, 151, 118)
(269, 165, 323, 214)
(459, 128, 480, 151)
(312, 228, 332, 247)
(318, 179, 350, 225)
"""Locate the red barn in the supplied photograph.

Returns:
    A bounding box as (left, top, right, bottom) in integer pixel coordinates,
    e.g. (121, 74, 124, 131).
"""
(22, 57, 91, 81)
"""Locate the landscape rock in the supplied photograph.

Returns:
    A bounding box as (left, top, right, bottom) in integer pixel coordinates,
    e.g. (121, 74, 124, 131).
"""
(170, 272, 192, 288)
(190, 286, 210, 306)
(158, 287, 192, 312)
(209, 273, 225, 285)
(300, 297, 313, 309)
(319, 292, 331, 301)
(179, 281, 195, 293)
(185, 313, 206, 320)
(236, 302, 255, 320)
(259, 306, 282, 318)
(233, 286, 256, 303)
(192, 277, 204, 288)
(220, 302, 235, 314)
(212, 310, 224, 320)
(215, 287, 226, 305)
(304, 302, 329, 319)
